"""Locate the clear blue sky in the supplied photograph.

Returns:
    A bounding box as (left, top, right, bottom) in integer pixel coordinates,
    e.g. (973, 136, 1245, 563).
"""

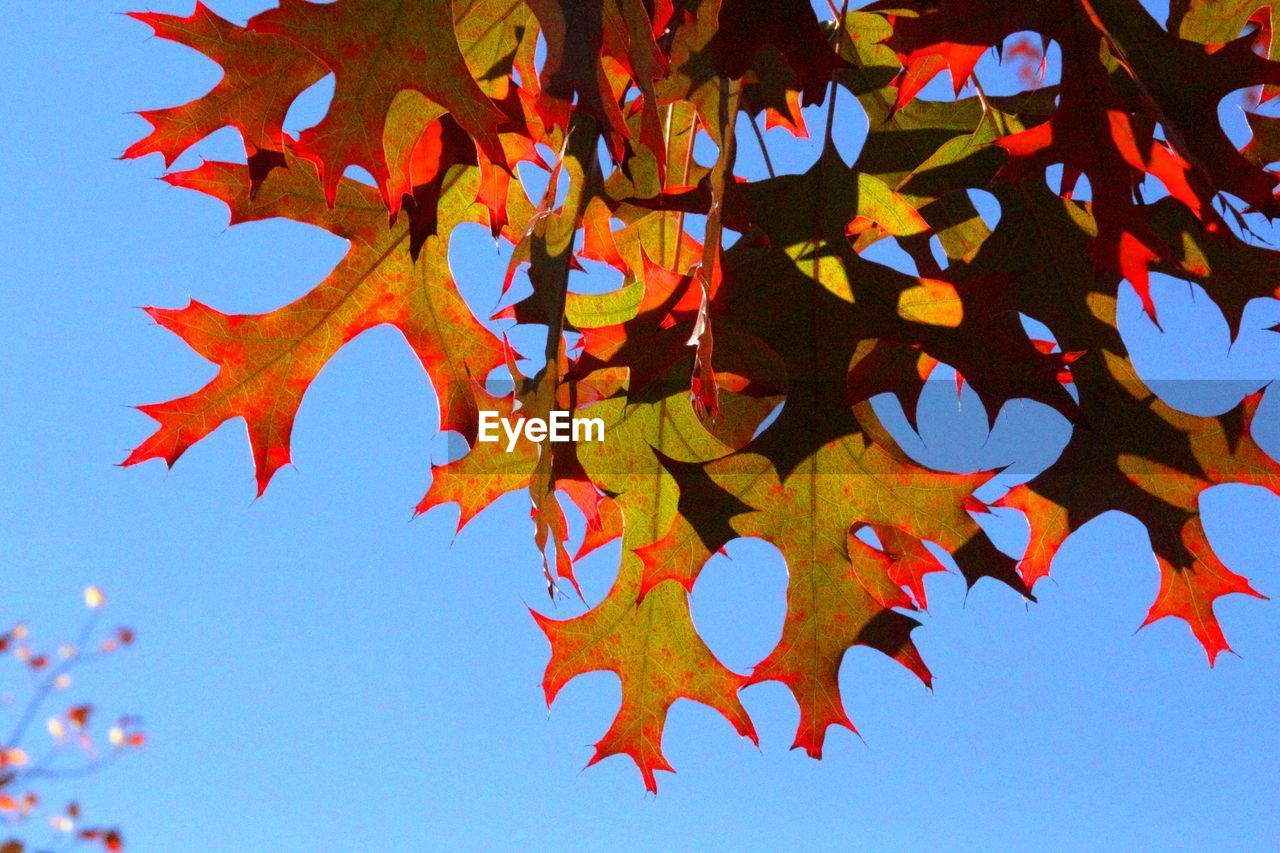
(2, 2, 1278, 850)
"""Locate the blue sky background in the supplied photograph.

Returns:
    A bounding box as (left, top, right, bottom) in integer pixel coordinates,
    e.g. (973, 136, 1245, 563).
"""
(2, 2, 1278, 850)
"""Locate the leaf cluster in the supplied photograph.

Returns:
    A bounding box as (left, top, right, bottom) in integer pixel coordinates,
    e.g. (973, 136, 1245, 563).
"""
(124, 0, 1280, 789)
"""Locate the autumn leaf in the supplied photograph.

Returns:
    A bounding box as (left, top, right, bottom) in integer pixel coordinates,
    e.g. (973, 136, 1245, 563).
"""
(125, 154, 509, 494)
(249, 0, 510, 204)
(536, 390, 761, 790)
(125, 3, 327, 193)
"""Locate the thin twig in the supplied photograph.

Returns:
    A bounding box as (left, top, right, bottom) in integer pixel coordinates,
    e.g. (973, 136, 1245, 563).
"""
(6, 628, 102, 751)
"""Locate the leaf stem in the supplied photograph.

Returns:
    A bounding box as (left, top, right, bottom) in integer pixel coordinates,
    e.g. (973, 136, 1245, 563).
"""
(749, 116, 776, 178)
(823, 0, 851, 150)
